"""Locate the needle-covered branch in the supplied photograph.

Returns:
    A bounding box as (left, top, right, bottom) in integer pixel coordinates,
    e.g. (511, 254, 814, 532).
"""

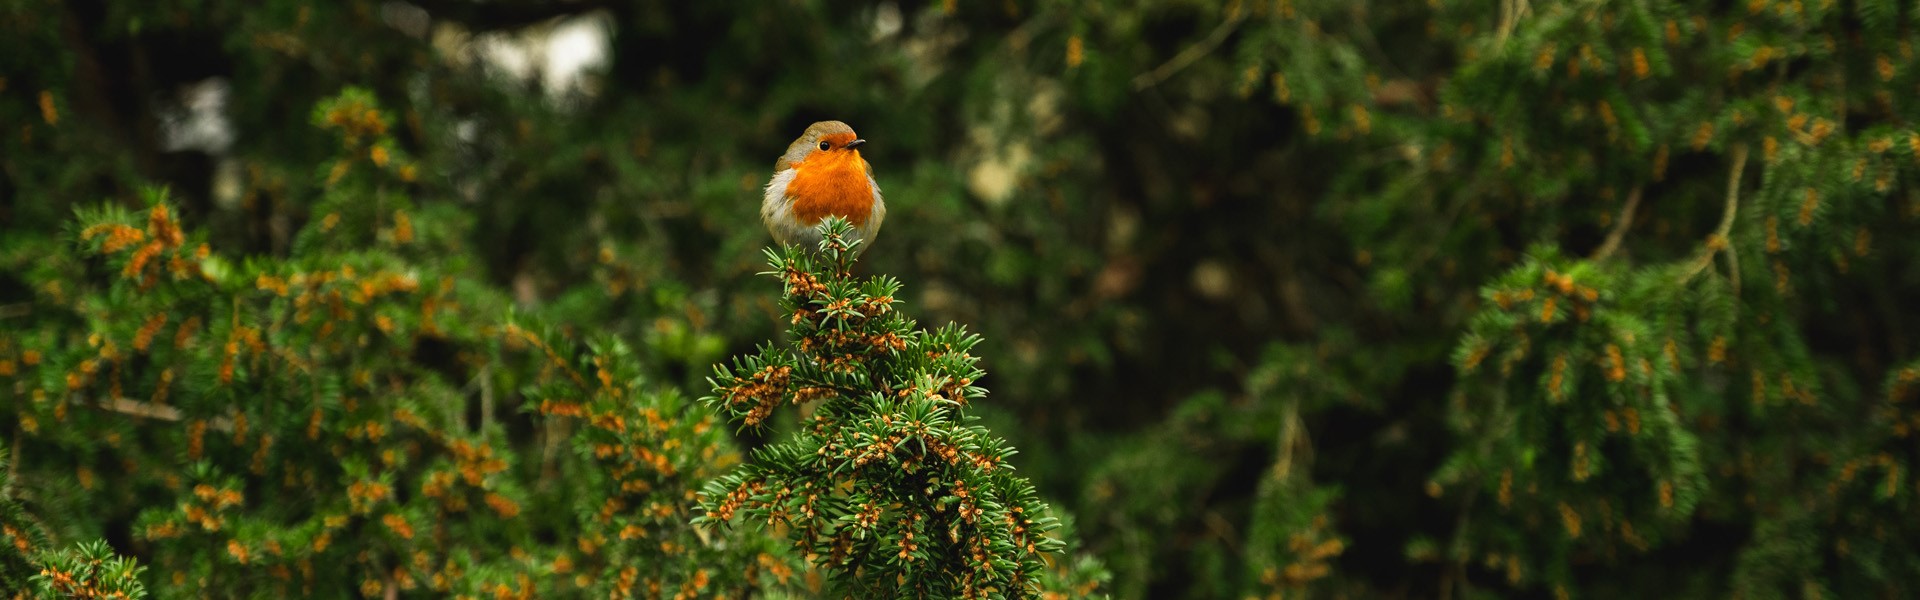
(695, 218, 1093, 599)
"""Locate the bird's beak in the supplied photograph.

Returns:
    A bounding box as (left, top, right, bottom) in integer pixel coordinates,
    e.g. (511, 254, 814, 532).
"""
(846, 139, 866, 149)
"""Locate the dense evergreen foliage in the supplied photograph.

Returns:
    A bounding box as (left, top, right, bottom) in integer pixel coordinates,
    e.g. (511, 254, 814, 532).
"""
(696, 220, 1084, 598)
(5, 0, 1920, 598)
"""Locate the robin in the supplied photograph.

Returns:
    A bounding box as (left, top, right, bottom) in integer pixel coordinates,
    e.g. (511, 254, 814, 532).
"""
(762, 121, 885, 251)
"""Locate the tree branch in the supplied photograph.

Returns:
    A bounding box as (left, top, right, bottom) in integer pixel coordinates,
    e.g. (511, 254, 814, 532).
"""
(1496, 0, 1531, 46)
(1131, 9, 1246, 91)
(1681, 143, 1749, 283)
(99, 397, 236, 432)
(1274, 396, 1300, 480)
(1590, 186, 1642, 261)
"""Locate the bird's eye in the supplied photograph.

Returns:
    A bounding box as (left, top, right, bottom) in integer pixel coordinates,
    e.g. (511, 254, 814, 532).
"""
(818, 141, 831, 151)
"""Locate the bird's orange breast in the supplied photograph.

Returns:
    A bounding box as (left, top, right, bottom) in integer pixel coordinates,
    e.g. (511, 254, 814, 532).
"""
(786, 152, 875, 226)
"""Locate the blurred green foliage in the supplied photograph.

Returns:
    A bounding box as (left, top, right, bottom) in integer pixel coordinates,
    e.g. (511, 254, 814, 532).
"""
(4, 0, 1920, 598)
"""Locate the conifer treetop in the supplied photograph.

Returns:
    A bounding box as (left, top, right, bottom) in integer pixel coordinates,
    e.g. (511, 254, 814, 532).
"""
(696, 218, 1071, 599)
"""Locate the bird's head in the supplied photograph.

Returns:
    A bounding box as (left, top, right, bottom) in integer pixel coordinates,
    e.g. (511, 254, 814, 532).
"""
(781, 120, 867, 170)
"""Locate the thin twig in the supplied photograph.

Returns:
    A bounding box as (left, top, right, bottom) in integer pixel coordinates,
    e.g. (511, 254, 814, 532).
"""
(1274, 397, 1300, 481)
(104, 397, 184, 421)
(1204, 511, 1243, 554)
(1496, 0, 1531, 46)
(1681, 143, 1749, 283)
(99, 397, 236, 432)
(1348, 0, 1412, 81)
(469, 364, 495, 433)
(1712, 144, 1750, 239)
(1590, 186, 1643, 261)
(1496, 0, 1514, 45)
(1497, 0, 1528, 48)
(1131, 10, 1246, 91)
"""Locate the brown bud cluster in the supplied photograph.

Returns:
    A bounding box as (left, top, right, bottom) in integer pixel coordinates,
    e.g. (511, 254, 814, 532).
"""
(725, 365, 793, 427)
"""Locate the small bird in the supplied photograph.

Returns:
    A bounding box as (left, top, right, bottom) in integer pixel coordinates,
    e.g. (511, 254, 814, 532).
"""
(762, 121, 886, 251)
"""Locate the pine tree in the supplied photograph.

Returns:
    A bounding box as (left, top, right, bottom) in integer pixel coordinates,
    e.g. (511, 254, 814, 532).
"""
(0, 89, 789, 597)
(1, 446, 54, 594)
(1050, 0, 1920, 595)
(0, 445, 147, 600)
(28, 541, 149, 600)
(1439, 248, 1711, 593)
(695, 219, 1098, 598)
(509, 325, 803, 598)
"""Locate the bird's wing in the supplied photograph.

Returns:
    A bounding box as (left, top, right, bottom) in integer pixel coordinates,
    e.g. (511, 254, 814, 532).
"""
(776, 134, 813, 172)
